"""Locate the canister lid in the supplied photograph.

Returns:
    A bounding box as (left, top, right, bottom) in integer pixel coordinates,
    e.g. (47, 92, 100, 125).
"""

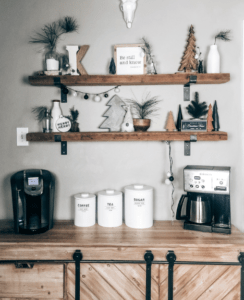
(97, 189, 122, 196)
(74, 193, 95, 199)
(134, 184, 144, 189)
(106, 189, 115, 194)
(124, 184, 153, 191)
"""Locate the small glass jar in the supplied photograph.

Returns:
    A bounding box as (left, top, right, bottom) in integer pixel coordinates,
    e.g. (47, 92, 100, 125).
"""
(45, 48, 60, 71)
(43, 109, 51, 133)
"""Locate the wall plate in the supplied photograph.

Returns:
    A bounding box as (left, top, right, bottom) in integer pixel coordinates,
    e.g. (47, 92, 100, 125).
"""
(17, 128, 29, 146)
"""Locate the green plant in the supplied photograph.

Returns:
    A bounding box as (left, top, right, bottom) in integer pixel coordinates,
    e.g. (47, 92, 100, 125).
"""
(29, 16, 78, 51)
(32, 106, 48, 122)
(214, 30, 231, 44)
(126, 92, 162, 119)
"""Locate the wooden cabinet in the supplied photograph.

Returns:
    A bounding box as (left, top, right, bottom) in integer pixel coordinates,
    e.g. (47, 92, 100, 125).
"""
(0, 220, 243, 300)
(0, 264, 64, 299)
(159, 264, 241, 300)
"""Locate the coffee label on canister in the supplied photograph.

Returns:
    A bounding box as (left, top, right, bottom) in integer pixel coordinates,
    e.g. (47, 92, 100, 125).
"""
(77, 203, 90, 212)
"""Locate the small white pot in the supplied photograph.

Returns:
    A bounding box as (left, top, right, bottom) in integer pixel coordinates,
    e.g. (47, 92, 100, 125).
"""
(207, 45, 220, 73)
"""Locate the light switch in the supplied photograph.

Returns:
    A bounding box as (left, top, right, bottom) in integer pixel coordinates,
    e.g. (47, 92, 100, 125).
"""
(17, 128, 29, 146)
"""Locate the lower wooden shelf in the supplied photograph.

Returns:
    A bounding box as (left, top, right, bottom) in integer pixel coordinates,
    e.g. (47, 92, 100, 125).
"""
(26, 131, 228, 142)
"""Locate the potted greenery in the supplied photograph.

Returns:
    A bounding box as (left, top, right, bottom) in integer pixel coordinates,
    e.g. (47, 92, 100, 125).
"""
(126, 93, 162, 131)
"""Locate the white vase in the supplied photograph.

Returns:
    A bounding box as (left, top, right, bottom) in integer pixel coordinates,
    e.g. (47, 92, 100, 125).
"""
(207, 45, 220, 73)
(51, 100, 62, 132)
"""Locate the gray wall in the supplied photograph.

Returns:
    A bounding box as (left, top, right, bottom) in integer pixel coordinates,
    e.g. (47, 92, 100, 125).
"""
(1, 0, 244, 231)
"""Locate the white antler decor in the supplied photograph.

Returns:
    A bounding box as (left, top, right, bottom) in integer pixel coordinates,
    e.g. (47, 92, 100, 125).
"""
(120, 0, 137, 29)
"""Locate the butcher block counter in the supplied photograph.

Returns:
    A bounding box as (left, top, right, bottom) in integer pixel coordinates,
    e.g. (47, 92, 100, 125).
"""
(0, 220, 244, 299)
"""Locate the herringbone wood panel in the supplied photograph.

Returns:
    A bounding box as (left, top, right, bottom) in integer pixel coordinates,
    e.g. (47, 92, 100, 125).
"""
(67, 263, 241, 300)
(160, 265, 241, 300)
(67, 263, 159, 300)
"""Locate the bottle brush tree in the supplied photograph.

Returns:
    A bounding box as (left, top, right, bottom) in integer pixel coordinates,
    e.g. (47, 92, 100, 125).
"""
(186, 92, 208, 119)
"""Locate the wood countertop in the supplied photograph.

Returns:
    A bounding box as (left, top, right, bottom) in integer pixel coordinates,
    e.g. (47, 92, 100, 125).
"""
(0, 220, 244, 262)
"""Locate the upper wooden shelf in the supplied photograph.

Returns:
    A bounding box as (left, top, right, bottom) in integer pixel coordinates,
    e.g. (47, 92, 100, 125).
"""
(28, 73, 230, 86)
(26, 131, 228, 142)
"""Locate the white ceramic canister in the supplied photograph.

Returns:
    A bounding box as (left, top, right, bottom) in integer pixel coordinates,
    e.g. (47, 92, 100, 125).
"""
(124, 184, 153, 229)
(51, 100, 62, 132)
(207, 45, 220, 73)
(97, 189, 123, 227)
(74, 193, 96, 227)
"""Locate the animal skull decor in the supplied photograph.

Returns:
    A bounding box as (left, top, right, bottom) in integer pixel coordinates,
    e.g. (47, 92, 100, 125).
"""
(120, 0, 137, 29)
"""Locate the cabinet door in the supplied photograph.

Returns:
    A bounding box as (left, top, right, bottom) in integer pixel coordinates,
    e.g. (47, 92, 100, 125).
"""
(0, 264, 64, 299)
(67, 263, 159, 300)
(159, 264, 241, 300)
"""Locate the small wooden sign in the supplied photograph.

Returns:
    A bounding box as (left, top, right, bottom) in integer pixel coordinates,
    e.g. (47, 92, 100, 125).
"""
(181, 120, 207, 132)
(114, 44, 146, 75)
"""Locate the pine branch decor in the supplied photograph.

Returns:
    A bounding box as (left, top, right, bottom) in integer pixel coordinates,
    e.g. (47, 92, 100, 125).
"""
(126, 92, 162, 119)
(178, 25, 198, 73)
(214, 30, 231, 44)
(186, 92, 208, 119)
(141, 37, 157, 74)
(32, 106, 48, 122)
(29, 16, 79, 51)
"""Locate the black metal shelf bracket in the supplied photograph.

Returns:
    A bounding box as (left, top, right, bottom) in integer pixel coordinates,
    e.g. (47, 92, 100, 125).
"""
(73, 250, 83, 300)
(54, 77, 68, 103)
(166, 250, 176, 300)
(55, 135, 67, 155)
(184, 75, 197, 101)
(144, 250, 154, 300)
(184, 134, 197, 156)
(238, 252, 244, 300)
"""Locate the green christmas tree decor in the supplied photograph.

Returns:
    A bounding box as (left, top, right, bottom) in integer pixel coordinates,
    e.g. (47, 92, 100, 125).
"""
(186, 92, 208, 119)
(109, 58, 116, 74)
(176, 105, 183, 131)
(212, 100, 220, 131)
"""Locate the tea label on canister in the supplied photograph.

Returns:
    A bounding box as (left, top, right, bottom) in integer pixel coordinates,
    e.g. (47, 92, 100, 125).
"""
(97, 189, 123, 227)
(74, 193, 96, 227)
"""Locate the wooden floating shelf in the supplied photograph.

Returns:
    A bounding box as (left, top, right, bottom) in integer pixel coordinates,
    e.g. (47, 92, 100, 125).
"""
(28, 73, 230, 86)
(27, 131, 228, 142)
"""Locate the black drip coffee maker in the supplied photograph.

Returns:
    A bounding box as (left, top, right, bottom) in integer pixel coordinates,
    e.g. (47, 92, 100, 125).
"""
(11, 169, 55, 234)
(176, 166, 231, 234)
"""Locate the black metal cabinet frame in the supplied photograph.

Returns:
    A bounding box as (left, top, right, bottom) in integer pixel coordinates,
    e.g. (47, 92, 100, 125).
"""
(1, 250, 243, 300)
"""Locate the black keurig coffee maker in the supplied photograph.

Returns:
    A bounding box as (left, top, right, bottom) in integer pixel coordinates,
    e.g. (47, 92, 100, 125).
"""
(11, 169, 55, 234)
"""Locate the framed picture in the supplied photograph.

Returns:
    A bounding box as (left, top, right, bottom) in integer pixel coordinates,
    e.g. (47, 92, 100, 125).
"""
(114, 44, 146, 75)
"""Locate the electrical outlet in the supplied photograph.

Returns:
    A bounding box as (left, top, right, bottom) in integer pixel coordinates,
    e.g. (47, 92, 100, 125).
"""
(17, 128, 29, 146)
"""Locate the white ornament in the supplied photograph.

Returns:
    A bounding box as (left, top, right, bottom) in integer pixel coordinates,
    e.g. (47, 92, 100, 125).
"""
(66, 45, 79, 75)
(56, 115, 71, 132)
(165, 179, 171, 185)
(94, 95, 101, 102)
(167, 172, 171, 178)
(72, 91, 77, 97)
(120, 0, 137, 29)
(121, 105, 134, 132)
(114, 87, 120, 93)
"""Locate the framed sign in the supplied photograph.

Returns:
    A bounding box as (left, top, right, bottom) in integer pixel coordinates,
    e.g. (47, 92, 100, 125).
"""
(114, 44, 146, 75)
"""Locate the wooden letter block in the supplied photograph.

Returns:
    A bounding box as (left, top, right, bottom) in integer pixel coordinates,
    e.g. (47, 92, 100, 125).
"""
(77, 45, 90, 75)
